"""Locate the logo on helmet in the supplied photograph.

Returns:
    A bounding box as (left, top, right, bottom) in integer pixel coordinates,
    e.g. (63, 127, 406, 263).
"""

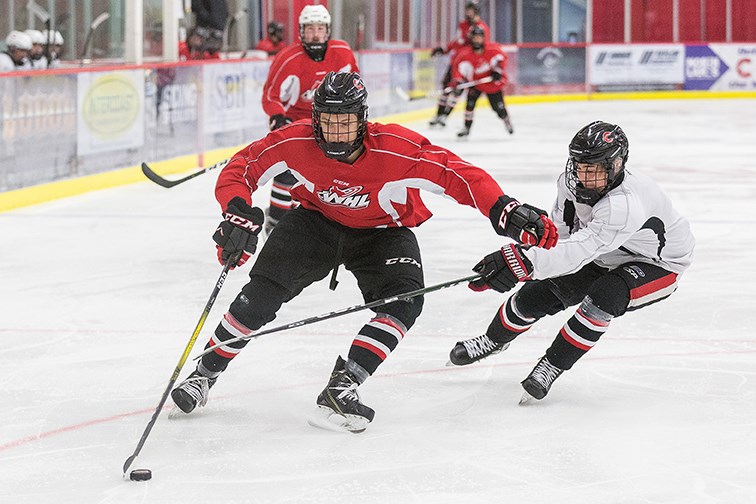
(602, 131, 614, 143)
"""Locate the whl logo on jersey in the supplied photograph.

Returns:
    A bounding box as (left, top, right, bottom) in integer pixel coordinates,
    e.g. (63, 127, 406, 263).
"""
(317, 185, 370, 208)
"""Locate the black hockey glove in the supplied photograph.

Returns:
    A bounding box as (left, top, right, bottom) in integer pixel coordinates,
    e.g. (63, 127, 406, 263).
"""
(490, 70, 502, 82)
(489, 195, 558, 249)
(213, 197, 265, 269)
(269, 114, 293, 131)
(431, 46, 445, 57)
(469, 244, 533, 293)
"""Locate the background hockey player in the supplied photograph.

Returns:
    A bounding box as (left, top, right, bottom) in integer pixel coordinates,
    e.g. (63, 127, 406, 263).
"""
(261, 4, 359, 234)
(443, 25, 513, 138)
(0, 31, 32, 72)
(178, 26, 221, 61)
(24, 30, 47, 69)
(450, 121, 695, 403)
(171, 71, 558, 433)
(255, 21, 285, 55)
(429, 1, 490, 127)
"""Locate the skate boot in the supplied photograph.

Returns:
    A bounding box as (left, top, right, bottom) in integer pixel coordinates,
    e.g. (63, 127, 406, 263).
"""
(308, 356, 375, 433)
(171, 370, 217, 413)
(429, 114, 447, 127)
(503, 116, 514, 134)
(519, 356, 563, 404)
(448, 334, 510, 366)
(457, 126, 471, 138)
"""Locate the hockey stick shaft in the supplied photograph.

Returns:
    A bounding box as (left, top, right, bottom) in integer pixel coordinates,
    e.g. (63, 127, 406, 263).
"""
(122, 256, 238, 476)
(396, 76, 495, 102)
(443, 76, 494, 94)
(141, 158, 230, 188)
(194, 273, 482, 360)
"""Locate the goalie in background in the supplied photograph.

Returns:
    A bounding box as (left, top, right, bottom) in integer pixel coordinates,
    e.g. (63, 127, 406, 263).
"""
(452, 121, 694, 404)
(170, 71, 558, 433)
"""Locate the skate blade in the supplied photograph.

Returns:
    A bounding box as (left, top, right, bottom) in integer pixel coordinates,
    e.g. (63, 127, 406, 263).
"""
(307, 406, 369, 434)
(167, 405, 192, 419)
(519, 391, 538, 405)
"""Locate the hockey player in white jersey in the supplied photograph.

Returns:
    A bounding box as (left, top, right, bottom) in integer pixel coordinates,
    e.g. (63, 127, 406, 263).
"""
(450, 120, 695, 403)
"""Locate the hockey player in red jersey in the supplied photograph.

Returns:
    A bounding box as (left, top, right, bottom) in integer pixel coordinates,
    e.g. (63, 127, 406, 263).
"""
(444, 25, 514, 137)
(171, 71, 558, 432)
(261, 4, 359, 234)
(429, 1, 490, 127)
(450, 121, 695, 403)
(255, 21, 285, 55)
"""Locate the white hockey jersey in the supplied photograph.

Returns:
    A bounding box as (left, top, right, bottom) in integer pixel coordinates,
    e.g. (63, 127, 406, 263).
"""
(524, 170, 695, 280)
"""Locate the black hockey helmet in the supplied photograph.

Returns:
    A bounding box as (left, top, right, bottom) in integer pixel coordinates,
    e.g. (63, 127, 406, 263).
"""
(465, 1, 481, 15)
(565, 121, 629, 205)
(267, 21, 283, 39)
(469, 24, 485, 49)
(312, 71, 369, 162)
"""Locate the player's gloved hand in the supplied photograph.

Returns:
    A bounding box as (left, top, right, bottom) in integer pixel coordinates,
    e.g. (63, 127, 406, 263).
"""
(431, 47, 445, 57)
(469, 244, 533, 293)
(269, 114, 293, 131)
(489, 195, 558, 249)
(212, 197, 265, 269)
(447, 79, 465, 96)
(490, 70, 502, 82)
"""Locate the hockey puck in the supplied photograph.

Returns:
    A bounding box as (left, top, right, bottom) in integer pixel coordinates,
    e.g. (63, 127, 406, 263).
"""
(129, 469, 152, 481)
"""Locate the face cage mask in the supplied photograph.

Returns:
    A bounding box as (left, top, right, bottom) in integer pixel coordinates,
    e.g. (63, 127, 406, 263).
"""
(313, 111, 367, 162)
(564, 158, 613, 206)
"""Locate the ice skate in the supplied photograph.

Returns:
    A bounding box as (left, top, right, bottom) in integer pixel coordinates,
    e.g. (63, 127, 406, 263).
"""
(457, 126, 471, 138)
(171, 370, 217, 414)
(308, 356, 375, 433)
(519, 356, 563, 404)
(503, 116, 514, 134)
(429, 114, 447, 127)
(447, 334, 509, 366)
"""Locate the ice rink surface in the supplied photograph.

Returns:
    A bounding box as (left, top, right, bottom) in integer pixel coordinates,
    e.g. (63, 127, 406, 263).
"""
(1, 98, 755, 503)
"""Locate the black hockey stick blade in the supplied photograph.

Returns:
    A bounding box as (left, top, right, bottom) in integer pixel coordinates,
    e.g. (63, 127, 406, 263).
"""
(194, 273, 482, 360)
(141, 158, 229, 189)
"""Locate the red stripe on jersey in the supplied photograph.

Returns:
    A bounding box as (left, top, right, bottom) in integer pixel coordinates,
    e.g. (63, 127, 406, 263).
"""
(576, 307, 609, 328)
(630, 273, 678, 300)
(353, 339, 388, 360)
(559, 327, 592, 351)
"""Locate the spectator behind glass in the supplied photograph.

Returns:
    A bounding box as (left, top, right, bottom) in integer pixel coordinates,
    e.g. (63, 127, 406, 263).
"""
(179, 26, 221, 61)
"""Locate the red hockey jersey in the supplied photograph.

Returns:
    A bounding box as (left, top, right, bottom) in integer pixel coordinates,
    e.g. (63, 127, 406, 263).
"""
(216, 122, 505, 229)
(445, 20, 491, 54)
(261, 40, 359, 122)
(451, 43, 508, 94)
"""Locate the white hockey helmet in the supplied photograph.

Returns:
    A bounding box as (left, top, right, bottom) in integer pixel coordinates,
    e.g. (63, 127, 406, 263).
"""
(24, 29, 46, 45)
(41, 30, 64, 45)
(54, 30, 64, 45)
(5, 30, 33, 51)
(299, 5, 331, 27)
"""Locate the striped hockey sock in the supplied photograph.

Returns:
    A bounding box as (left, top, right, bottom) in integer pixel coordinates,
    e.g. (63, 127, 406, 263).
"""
(200, 312, 255, 375)
(488, 293, 537, 343)
(348, 313, 407, 375)
(546, 299, 611, 370)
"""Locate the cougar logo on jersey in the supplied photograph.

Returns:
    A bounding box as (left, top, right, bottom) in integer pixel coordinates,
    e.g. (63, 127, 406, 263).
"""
(317, 185, 370, 208)
(385, 257, 422, 268)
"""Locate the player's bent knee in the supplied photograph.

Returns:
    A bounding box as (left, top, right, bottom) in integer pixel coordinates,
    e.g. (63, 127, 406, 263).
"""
(586, 273, 630, 317)
(516, 282, 568, 318)
(228, 275, 289, 331)
(381, 295, 424, 330)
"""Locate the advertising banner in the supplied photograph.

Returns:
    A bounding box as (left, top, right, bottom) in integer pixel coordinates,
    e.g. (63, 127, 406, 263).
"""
(518, 46, 586, 92)
(0, 74, 78, 190)
(77, 70, 145, 155)
(685, 44, 756, 90)
(359, 52, 392, 116)
(144, 64, 202, 161)
(590, 44, 684, 91)
(202, 60, 270, 134)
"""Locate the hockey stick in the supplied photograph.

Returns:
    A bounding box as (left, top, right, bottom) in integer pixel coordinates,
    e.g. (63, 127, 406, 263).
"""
(141, 158, 230, 188)
(80, 12, 110, 64)
(395, 76, 495, 102)
(122, 254, 239, 477)
(194, 273, 482, 360)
